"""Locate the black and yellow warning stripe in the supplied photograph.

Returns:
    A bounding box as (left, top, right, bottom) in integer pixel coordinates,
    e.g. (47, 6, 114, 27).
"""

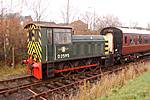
(27, 24, 42, 62)
(104, 36, 109, 55)
(38, 30, 42, 45)
(27, 42, 42, 62)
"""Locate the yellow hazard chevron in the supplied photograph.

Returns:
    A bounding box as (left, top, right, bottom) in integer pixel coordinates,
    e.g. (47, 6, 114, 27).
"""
(32, 37, 35, 41)
(104, 36, 109, 55)
(105, 42, 109, 45)
(32, 29, 35, 34)
(38, 39, 42, 45)
(105, 47, 109, 50)
(27, 42, 42, 62)
(27, 24, 42, 62)
(39, 31, 41, 37)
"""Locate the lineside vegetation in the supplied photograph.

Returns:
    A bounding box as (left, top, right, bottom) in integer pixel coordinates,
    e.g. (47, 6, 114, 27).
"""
(68, 61, 150, 100)
(0, 64, 27, 80)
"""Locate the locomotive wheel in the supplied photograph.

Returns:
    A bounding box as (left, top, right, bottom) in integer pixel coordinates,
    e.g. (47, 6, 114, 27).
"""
(87, 59, 98, 72)
(75, 61, 86, 74)
(59, 62, 72, 77)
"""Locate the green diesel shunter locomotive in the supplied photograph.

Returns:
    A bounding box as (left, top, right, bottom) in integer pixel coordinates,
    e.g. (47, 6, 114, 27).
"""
(24, 22, 110, 79)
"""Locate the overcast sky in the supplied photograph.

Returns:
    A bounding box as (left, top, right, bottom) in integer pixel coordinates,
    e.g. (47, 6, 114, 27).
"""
(1, 0, 150, 27)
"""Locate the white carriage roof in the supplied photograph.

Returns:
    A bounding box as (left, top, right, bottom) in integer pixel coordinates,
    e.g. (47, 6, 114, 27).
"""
(118, 27, 150, 34)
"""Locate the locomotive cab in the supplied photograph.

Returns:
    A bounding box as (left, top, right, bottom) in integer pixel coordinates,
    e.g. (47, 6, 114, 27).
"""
(24, 22, 72, 79)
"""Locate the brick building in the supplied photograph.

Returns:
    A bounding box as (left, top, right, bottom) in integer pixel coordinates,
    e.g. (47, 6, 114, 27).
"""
(70, 20, 88, 35)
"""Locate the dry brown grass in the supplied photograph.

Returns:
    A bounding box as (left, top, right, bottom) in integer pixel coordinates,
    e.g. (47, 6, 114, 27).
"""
(69, 61, 150, 100)
(0, 64, 27, 80)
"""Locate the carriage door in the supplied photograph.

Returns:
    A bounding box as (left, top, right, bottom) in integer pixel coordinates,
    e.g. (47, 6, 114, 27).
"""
(106, 33, 114, 54)
(113, 29, 122, 56)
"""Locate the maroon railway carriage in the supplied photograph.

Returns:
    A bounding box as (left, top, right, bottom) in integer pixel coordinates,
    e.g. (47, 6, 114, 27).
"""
(100, 27, 150, 62)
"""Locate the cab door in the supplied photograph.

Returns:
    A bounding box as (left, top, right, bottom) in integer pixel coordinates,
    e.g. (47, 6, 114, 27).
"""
(41, 28, 53, 62)
(46, 28, 53, 61)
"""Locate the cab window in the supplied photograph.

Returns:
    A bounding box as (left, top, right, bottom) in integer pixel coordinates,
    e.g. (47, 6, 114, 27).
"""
(54, 28, 72, 44)
(47, 29, 52, 44)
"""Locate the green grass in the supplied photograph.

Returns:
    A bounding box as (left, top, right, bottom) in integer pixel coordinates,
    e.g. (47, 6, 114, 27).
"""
(0, 64, 27, 80)
(99, 72, 150, 100)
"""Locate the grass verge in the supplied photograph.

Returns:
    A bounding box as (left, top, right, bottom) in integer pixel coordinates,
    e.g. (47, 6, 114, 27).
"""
(69, 61, 150, 100)
(0, 64, 27, 80)
(100, 72, 150, 100)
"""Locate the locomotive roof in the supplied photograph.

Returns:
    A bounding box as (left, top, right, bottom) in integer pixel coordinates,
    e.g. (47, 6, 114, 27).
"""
(72, 35, 104, 41)
(118, 27, 150, 34)
(24, 22, 72, 29)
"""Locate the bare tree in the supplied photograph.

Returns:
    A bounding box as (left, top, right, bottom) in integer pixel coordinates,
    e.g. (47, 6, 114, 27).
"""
(61, 0, 76, 24)
(28, 0, 50, 21)
(1, 13, 25, 66)
(95, 15, 122, 31)
(81, 12, 93, 30)
(81, 14, 121, 31)
(129, 21, 138, 27)
(0, 0, 31, 67)
(0, 0, 8, 66)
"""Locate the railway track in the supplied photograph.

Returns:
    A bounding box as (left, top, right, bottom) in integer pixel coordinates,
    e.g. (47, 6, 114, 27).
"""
(0, 75, 39, 94)
(0, 59, 149, 100)
(29, 65, 130, 100)
(0, 64, 126, 100)
(0, 75, 32, 83)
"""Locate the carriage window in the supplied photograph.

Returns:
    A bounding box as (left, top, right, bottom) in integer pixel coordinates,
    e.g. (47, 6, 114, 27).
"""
(144, 36, 148, 44)
(124, 36, 127, 44)
(130, 35, 135, 45)
(138, 35, 142, 44)
(47, 29, 52, 44)
(54, 28, 72, 44)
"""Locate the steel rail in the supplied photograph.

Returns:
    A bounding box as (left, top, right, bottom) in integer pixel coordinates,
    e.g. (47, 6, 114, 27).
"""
(0, 75, 32, 83)
(27, 67, 124, 99)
